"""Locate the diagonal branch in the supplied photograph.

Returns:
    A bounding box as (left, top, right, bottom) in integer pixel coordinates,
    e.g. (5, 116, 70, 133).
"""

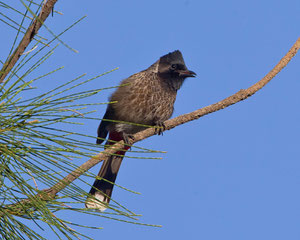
(0, 0, 58, 83)
(3, 37, 300, 216)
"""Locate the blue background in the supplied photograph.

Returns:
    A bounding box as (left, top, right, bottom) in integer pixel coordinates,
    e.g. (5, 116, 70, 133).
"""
(1, 0, 300, 239)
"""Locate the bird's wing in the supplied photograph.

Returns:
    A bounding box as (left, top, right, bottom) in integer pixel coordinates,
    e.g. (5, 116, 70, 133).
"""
(96, 106, 114, 144)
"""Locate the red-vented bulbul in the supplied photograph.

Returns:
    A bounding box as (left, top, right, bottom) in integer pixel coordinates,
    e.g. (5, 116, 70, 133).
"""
(86, 50, 196, 210)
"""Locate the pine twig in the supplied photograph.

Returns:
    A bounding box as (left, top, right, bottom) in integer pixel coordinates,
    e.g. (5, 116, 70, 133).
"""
(0, 0, 58, 83)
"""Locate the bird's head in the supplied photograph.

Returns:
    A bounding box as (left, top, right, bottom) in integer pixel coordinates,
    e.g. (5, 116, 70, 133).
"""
(157, 50, 196, 83)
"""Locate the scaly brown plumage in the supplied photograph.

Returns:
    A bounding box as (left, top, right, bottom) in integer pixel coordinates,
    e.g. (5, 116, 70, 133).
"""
(86, 50, 196, 210)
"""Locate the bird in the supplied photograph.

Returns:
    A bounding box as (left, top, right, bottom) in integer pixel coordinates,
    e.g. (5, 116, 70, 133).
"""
(85, 50, 196, 211)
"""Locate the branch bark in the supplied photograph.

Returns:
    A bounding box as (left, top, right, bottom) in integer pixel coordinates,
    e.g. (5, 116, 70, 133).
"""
(0, 0, 58, 83)
(3, 37, 300, 216)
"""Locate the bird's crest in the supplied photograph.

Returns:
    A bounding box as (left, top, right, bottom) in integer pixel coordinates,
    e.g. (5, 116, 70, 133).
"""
(159, 50, 185, 65)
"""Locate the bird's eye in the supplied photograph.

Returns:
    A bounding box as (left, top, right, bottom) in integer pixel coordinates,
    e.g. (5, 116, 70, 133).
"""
(171, 64, 177, 70)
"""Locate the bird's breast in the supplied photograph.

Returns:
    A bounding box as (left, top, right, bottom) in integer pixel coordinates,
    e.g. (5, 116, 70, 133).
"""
(111, 74, 177, 128)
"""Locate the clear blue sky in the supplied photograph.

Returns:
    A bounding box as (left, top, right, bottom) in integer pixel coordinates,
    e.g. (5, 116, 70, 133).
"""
(1, 0, 300, 239)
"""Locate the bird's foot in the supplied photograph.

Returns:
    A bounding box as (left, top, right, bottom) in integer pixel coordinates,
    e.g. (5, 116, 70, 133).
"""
(154, 121, 166, 135)
(123, 133, 134, 149)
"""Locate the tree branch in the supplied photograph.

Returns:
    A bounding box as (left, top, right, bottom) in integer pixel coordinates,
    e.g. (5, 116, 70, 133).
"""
(3, 37, 300, 216)
(0, 0, 58, 83)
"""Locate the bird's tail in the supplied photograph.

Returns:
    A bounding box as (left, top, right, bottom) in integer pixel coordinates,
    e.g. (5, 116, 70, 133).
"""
(86, 131, 129, 211)
(85, 154, 124, 211)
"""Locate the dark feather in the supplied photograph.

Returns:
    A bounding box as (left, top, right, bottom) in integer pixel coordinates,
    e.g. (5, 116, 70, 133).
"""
(96, 106, 114, 144)
(89, 155, 123, 202)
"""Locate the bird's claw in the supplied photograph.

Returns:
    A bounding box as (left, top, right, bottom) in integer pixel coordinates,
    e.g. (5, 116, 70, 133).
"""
(154, 122, 166, 135)
(123, 133, 134, 149)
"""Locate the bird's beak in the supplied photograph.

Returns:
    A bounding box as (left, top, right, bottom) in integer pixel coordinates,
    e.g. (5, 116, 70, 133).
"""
(179, 70, 196, 78)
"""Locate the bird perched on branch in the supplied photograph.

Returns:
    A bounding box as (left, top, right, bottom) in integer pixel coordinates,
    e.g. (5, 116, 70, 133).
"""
(86, 50, 196, 210)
